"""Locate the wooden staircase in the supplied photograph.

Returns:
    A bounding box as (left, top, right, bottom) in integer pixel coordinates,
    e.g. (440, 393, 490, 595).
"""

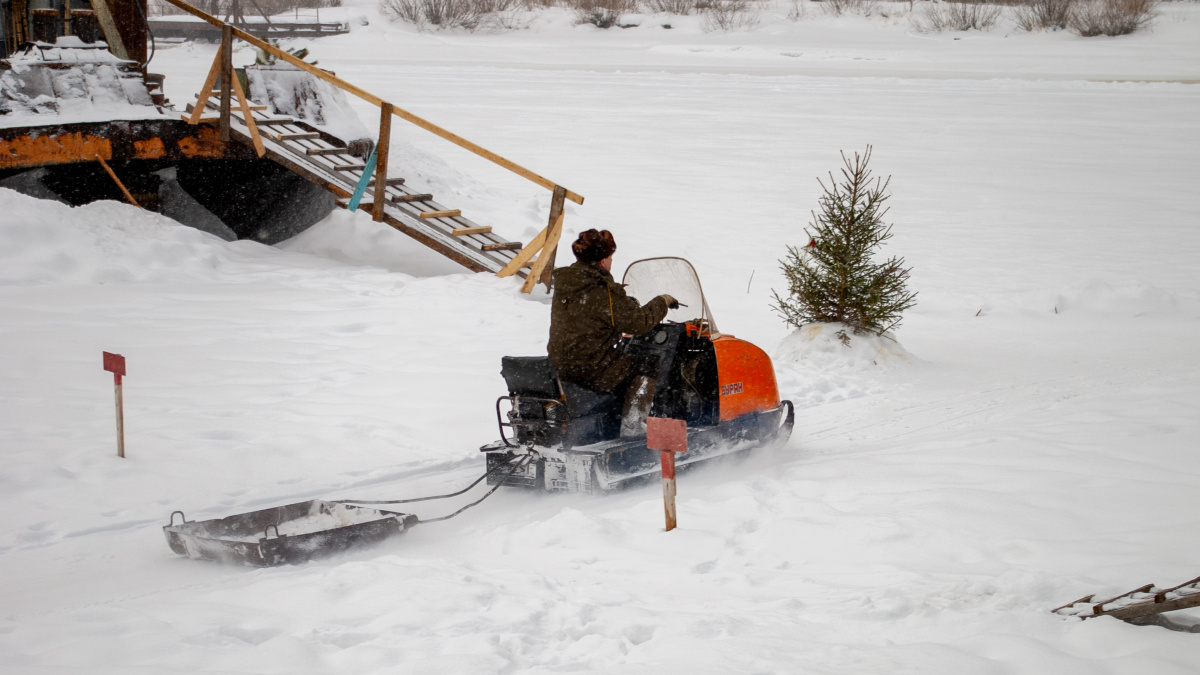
(189, 97, 529, 275)
(167, 0, 582, 292)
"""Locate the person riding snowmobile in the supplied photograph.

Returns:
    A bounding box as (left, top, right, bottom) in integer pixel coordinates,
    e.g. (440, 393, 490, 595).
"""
(547, 229, 678, 435)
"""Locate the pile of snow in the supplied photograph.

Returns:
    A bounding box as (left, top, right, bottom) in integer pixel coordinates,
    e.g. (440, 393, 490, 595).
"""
(2, 7, 1200, 672)
(277, 207, 472, 277)
(246, 65, 373, 145)
(0, 188, 347, 286)
(776, 321, 914, 370)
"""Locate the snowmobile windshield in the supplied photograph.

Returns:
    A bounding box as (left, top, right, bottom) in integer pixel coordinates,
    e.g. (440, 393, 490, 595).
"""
(622, 257, 718, 335)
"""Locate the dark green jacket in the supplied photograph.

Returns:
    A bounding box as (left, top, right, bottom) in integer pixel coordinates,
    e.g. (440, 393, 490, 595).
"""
(547, 261, 669, 393)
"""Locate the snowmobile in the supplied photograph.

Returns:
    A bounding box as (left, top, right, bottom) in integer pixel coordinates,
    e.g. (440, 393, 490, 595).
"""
(481, 257, 794, 493)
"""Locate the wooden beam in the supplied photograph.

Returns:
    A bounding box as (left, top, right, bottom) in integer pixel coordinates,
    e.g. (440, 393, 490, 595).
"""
(332, 163, 368, 171)
(218, 25, 233, 142)
(271, 131, 319, 141)
(387, 106, 585, 206)
(373, 103, 392, 223)
(229, 64, 265, 158)
(198, 96, 266, 112)
(95, 155, 140, 208)
(181, 114, 219, 124)
(451, 226, 491, 236)
(386, 177, 406, 186)
(158, 0, 584, 206)
(522, 207, 563, 293)
(482, 242, 522, 252)
(306, 147, 350, 156)
(1105, 592, 1200, 622)
(88, 0, 128, 60)
(536, 185, 566, 291)
(189, 50, 223, 125)
(419, 209, 462, 219)
(496, 225, 547, 278)
(390, 193, 432, 203)
(253, 118, 297, 126)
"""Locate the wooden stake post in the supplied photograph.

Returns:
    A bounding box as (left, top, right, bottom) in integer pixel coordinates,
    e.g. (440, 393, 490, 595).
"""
(373, 103, 393, 222)
(646, 417, 688, 531)
(218, 25, 233, 142)
(102, 352, 126, 458)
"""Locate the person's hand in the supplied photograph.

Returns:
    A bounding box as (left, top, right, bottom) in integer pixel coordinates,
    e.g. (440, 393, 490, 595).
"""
(659, 294, 680, 310)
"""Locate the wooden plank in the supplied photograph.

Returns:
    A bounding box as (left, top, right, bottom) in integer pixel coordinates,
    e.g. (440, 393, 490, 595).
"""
(522, 207, 563, 293)
(89, 0, 129, 60)
(218, 25, 233, 142)
(387, 106, 586, 206)
(1051, 595, 1094, 614)
(390, 193, 432, 203)
(497, 225, 547, 278)
(386, 177, 406, 186)
(157, 0, 584, 206)
(271, 131, 319, 141)
(373, 103, 392, 223)
(378, 212, 494, 275)
(1093, 584, 1154, 615)
(189, 50, 223, 126)
(482, 242, 522, 252)
(420, 209, 462, 219)
(1105, 591, 1200, 622)
(451, 226, 491, 236)
(199, 96, 267, 112)
(229, 64, 265, 158)
(181, 114, 219, 124)
(535, 185, 567, 291)
(306, 147, 350, 156)
(96, 154, 140, 207)
(253, 118, 297, 126)
(331, 163, 368, 171)
(336, 197, 376, 210)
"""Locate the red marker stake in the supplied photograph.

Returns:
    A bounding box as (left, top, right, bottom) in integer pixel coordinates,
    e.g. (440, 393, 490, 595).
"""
(647, 417, 688, 531)
(103, 352, 126, 458)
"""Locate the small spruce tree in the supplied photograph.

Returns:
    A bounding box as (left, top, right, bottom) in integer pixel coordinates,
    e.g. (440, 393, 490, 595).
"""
(772, 146, 916, 344)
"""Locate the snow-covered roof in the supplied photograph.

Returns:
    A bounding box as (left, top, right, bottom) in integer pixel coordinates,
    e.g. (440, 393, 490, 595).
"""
(0, 39, 169, 128)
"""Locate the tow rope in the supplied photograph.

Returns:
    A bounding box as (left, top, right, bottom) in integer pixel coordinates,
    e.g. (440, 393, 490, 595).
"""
(333, 453, 533, 524)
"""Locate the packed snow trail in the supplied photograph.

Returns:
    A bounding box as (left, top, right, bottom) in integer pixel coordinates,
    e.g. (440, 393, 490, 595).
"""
(3, 4, 1200, 671)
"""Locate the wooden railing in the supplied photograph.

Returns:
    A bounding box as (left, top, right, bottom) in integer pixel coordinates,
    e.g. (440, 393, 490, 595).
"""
(162, 0, 580, 292)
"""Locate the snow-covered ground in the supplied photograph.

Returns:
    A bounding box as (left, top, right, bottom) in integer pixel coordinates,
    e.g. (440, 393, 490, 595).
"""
(2, 2, 1200, 671)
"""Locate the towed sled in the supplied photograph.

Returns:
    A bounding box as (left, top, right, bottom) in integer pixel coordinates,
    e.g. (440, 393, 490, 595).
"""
(481, 257, 794, 492)
(163, 501, 418, 567)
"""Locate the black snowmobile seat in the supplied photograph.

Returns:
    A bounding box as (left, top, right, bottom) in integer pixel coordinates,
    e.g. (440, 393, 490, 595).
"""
(501, 356, 561, 399)
(500, 356, 620, 419)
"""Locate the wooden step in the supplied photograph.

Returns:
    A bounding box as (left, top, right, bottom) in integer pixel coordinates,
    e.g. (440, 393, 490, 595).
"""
(482, 242, 522, 252)
(253, 118, 297, 126)
(271, 132, 320, 142)
(389, 193, 433, 203)
(420, 209, 462, 219)
(452, 225, 491, 236)
(386, 177, 406, 186)
(307, 147, 350, 156)
(332, 163, 368, 171)
(197, 96, 267, 112)
(335, 198, 376, 211)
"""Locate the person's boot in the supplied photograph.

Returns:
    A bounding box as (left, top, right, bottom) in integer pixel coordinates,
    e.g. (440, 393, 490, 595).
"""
(621, 375, 656, 437)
